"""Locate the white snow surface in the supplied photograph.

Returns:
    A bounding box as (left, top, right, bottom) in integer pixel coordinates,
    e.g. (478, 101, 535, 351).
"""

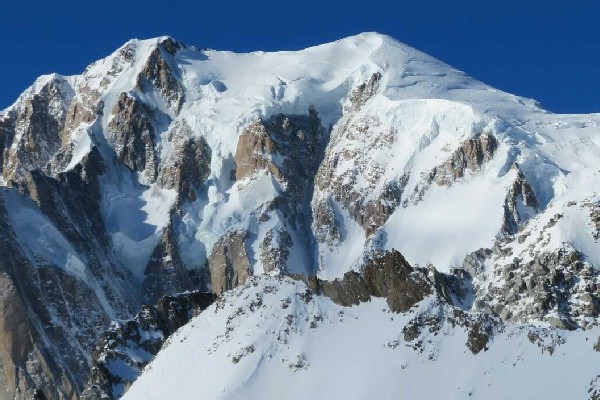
(124, 276, 600, 400)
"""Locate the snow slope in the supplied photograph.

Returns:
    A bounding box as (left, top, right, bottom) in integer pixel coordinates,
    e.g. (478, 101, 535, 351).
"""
(124, 276, 600, 400)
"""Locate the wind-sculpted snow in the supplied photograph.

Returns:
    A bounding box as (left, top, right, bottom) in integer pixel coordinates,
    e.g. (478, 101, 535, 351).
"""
(0, 32, 599, 398)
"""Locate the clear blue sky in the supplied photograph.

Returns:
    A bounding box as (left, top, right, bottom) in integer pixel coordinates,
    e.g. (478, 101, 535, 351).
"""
(1, 0, 599, 113)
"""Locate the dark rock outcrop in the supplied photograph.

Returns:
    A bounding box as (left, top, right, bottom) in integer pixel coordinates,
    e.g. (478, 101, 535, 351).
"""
(406, 132, 499, 206)
(313, 75, 402, 239)
(157, 122, 211, 204)
(401, 306, 497, 356)
(233, 109, 327, 274)
(589, 375, 600, 400)
(585, 199, 600, 240)
(142, 222, 194, 304)
(81, 291, 216, 399)
(465, 320, 492, 354)
(2, 76, 73, 183)
(473, 248, 600, 329)
(108, 93, 158, 181)
(293, 249, 499, 356)
(18, 147, 109, 251)
(503, 165, 539, 234)
(259, 228, 293, 274)
(298, 250, 463, 313)
(0, 145, 179, 398)
(234, 119, 280, 181)
(317, 250, 433, 312)
(0, 195, 79, 400)
(135, 38, 185, 112)
(430, 132, 498, 186)
(208, 230, 252, 295)
(0, 114, 15, 178)
(344, 72, 382, 112)
(234, 109, 325, 184)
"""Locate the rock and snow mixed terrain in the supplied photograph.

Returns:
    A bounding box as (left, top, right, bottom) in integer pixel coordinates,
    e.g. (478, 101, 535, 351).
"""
(124, 275, 600, 400)
(0, 32, 599, 399)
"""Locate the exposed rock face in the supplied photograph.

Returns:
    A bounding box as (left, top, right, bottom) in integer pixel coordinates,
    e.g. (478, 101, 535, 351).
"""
(135, 38, 185, 112)
(233, 119, 279, 181)
(430, 132, 498, 186)
(234, 109, 325, 183)
(291, 249, 500, 356)
(308, 250, 434, 312)
(401, 304, 497, 356)
(157, 123, 211, 204)
(0, 38, 213, 398)
(298, 249, 473, 314)
(142, 222, 194, 304)
(0, 129, 193, 400)
(465, 320, 493, 354)
(314, 150, 407, 238)
(61, 99, 95, 142)
(0, 144, 144, 399)
(344, 72, 382, 113)
(233, 109, 327, 274)
(475, 249, 600, 329)
(2, 76, 73, 183)
(0, 114, 15, 179)
(18, 148, 109, 251)
(313, 74, 399, 241)
(64, 41, 136, 141)
(208, 230, 252, 295)
(311, 197, 342, 246)
(461, 248, 493, 277)
(503, 165, 539, 234)
(0, 272, 36, 400)
(108, 93, 158, 181)
(0, 196, 78, 400)
(585, 199, 600, 240)
(406, 132, 499, 206)
(259, 228, 292, 274)
(590, 375, 600, 400)
(81, 291, 216, 399)
(360, 178, 407, 236)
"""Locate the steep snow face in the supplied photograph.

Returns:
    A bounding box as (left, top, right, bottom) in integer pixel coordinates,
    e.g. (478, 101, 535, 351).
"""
(124, 276, 600, 400)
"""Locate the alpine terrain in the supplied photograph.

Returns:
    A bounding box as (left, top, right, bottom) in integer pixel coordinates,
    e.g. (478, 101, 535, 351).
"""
(0, 32, 599, 399)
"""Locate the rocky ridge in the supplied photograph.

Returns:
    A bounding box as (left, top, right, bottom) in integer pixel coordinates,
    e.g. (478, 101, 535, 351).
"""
(81, 291, 215, 399)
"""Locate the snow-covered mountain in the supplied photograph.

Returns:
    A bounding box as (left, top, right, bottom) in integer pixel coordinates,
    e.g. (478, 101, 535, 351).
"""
(124, 275, 600, 400)
(0, 32, 599, 399)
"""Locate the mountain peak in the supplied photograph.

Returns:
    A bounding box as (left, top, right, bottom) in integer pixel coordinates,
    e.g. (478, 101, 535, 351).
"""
(1, 33, 600, 399)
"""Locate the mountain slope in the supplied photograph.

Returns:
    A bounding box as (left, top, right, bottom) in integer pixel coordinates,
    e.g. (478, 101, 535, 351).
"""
(0, 32, 598, 399)
(124, 275, 600, 400)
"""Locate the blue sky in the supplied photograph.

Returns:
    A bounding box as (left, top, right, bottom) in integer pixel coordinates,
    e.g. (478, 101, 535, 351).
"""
(1, 0, 598, 113)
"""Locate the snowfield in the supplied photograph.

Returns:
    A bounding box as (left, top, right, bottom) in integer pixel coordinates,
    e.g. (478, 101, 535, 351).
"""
(124, 276, 600, 400)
